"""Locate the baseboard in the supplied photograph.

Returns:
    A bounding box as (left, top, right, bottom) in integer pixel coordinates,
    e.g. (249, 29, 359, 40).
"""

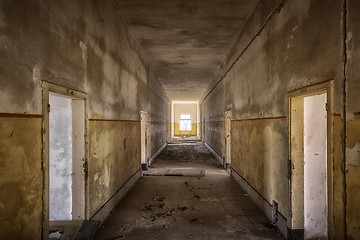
(148, 142, 167, 167)
(90, 170, 141, 223)
(204, 142, 224, 165)
(231, 169, 287, 238)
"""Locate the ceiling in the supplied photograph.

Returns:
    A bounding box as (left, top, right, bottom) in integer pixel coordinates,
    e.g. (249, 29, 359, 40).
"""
(114, 0, 257, 101)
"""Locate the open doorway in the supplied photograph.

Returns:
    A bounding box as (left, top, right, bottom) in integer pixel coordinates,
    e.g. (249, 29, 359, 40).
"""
(171, 101, 199, 138)
(42, 82, 87, 239)
(288, 82, 333, 239)
(49, 94, 73, 221)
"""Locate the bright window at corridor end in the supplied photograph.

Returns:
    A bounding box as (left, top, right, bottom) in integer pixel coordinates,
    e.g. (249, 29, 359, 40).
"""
(180, 114, 191, 131)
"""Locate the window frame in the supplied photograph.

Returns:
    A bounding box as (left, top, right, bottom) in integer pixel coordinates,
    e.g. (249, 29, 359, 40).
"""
(179, 114, 192, 131)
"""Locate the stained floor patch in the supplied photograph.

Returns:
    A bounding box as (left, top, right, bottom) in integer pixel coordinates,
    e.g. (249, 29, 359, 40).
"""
(143, 168, 205, 177)
(93, 141, 284, 240)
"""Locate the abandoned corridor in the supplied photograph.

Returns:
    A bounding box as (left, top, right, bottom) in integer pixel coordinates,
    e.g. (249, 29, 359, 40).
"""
(1, 1, 359, 239)
(93, 140, 284, 240)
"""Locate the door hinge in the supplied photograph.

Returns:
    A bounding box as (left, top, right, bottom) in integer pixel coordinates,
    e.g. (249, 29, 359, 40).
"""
(325, 103, 329, 112)
(47, 104, 51, 113)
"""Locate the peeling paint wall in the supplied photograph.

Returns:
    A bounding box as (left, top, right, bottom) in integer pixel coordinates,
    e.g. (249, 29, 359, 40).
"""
(147, 74, 169, 160)
(231, 118, 287, 215)
(346, 0, 360, 238)
(0, 117, 42, 239)
(202, 0, 351, 238)
(0, 0, 168, 238)
(88, 120, 140, 216)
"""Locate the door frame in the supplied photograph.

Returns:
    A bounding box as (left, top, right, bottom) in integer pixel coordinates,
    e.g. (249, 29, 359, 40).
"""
(225, 110, 232, 172)
(140, 111, 147, 169)
(42, 81, 88, 239)
(288, 80, 334, 239)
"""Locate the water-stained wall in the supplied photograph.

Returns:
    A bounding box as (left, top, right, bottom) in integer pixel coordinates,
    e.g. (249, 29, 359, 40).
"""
(0, 116, 43, 238)
(346, 0, 360, 238)
(202, 0, 359, 238)
(147, 71, 169, 159)
(88, 120, 140, 217)
(0, 0, 168, 239)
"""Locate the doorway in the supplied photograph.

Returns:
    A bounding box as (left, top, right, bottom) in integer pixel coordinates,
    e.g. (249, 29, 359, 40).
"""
(49, 94, 73, 221)
(225, 110, 232, 172)
(288, 82, 333, 239)
(42, 82, 87, 238)
(171, 101, 199, 138)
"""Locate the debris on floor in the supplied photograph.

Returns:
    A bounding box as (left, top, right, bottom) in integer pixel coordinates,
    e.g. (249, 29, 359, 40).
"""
(74, 220, 100, 240)
(93, 141, 284, 240)
(143, 168, 205, 177)
(49, 231, 62, 240)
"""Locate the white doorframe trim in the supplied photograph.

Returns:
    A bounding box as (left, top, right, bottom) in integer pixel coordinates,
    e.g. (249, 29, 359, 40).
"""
(42, 81, 88, 240)
(287, 80, 334, 239)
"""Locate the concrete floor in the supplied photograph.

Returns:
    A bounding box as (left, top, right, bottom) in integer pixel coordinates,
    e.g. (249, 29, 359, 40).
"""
(94, 140, 284, 240)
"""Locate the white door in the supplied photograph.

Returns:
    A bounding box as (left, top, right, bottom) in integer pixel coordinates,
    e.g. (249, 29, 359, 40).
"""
(303, 93, 328, 239)
(289, 87, 331, 239)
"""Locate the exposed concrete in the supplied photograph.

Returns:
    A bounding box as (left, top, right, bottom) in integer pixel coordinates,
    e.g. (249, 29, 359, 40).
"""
(94, 141, 284, 239)
(114, 0, 258, 101)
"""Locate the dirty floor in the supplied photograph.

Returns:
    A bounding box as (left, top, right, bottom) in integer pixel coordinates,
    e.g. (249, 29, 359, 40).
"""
(93, 140, 284, 240)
